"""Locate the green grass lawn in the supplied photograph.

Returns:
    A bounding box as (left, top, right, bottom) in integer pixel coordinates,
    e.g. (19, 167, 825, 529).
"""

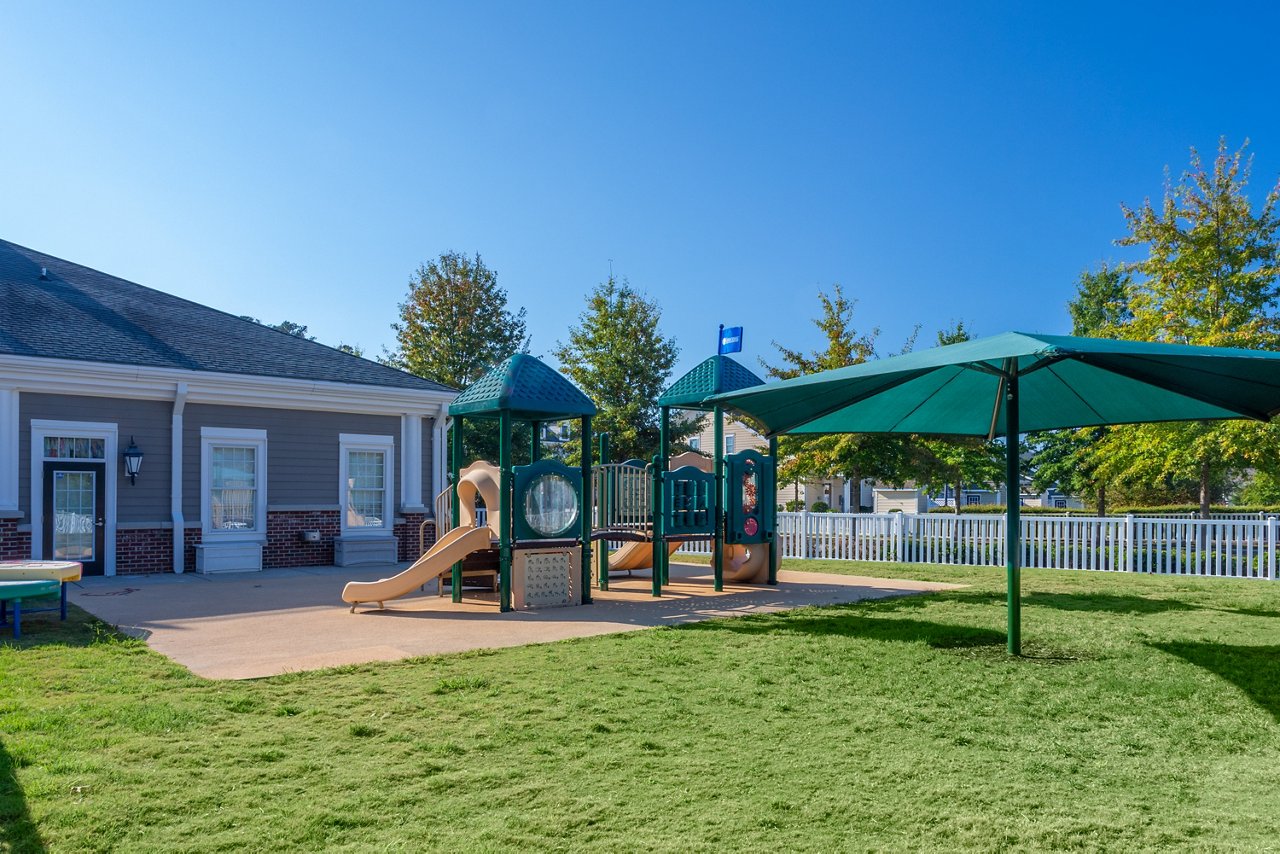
(4, 562, 1280, 852)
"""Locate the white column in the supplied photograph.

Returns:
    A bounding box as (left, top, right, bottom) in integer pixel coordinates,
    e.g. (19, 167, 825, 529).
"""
(401, 414, 424, 511)
(171, 383, 188, 573)
(432, 413, 447, 514)
(842, 479, 852, 513)
(0, 387, 17, 512)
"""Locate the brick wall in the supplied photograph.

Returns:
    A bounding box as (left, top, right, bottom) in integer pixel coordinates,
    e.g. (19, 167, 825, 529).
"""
(395, 513, 434, 560)
(183, 527, 202, 572)
(116, 528, 173, 575)
(264, 510, 341, 568)
(0, 518, 31, 561)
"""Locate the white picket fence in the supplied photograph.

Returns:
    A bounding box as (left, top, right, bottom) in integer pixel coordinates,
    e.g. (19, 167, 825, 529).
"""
(679, 512, 1280, 580)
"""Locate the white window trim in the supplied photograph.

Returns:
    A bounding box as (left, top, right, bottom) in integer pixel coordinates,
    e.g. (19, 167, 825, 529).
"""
(30, 419, 118, 575)
(201, 427, 268, 541)
(339, 433, 395, 537)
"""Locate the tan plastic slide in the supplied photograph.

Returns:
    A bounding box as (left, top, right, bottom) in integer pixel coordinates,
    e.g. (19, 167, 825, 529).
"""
(608, 539, 683, 573)
(341, 526, 494, 609)
(342, 461, 502, 610)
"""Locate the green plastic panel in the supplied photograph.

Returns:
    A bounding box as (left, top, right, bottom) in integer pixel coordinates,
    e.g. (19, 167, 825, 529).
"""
(512, 458, 584, 540)
(658, 355, 765, 409)
(662, 465, 715, 536)
(725, 449, 775, 545)
(450, 353, 597, 419)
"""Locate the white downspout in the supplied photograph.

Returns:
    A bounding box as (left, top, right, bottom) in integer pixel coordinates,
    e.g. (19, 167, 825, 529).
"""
(171, 382, 188, 573)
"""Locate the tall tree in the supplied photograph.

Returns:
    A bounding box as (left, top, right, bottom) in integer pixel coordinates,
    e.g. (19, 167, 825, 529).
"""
(553, 276, 685, 463)
(390, 251, 530, 390)
(761, 285, 920, 508)
(239, 317, 317, 340)
(1095, 139, 1280, 516)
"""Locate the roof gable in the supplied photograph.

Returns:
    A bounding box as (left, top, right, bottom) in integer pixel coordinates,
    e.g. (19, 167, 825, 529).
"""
(659, 355, 765, 408)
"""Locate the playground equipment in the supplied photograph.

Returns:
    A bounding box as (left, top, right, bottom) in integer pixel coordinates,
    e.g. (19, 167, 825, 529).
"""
(590, 354, 779, 595)
(345, 354, 597, 614)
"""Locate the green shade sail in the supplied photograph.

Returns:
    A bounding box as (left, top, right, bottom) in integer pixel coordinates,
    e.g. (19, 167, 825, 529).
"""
(708, 332, 1280, 438)
(709, 331, 1280, 656)
(658, 355, 765, 409)
(449, 353, 597, 420)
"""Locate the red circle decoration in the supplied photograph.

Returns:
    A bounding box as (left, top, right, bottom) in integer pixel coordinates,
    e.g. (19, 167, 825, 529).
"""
(743, 517, 759, 536)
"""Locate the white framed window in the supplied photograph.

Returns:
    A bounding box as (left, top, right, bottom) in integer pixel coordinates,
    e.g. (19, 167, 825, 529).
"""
(725, 434, 736, 455)
(201, 427, 267, 539)
(688, 436, 700, 451)
(965, 493, 981, 506)
(340, 433, 394, 535)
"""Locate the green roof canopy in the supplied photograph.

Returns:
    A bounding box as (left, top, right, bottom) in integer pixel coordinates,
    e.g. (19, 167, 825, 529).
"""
(658, 355, 765, 409)
(449, 353, 597, 420)
(709, 330, 1280, 656)
(708, 331, 1280, 438)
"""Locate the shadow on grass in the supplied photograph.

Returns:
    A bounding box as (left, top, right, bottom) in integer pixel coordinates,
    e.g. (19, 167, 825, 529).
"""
(1152, 641, 1280, 723)
(680, 607, 1006, 651)
(0, 739, 46, 853)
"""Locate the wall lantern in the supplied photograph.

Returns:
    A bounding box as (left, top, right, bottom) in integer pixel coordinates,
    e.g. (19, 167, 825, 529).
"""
(123, 437, 143, 485)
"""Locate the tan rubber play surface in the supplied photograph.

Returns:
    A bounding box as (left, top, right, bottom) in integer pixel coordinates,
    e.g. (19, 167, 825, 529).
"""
(68, 562, 962, 680)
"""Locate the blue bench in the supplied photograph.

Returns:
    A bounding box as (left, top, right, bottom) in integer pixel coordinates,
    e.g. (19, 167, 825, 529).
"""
(0, 579, 61, 639)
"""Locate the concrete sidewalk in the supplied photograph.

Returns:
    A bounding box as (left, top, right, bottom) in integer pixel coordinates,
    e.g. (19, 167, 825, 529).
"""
(69, 562, 962, 679)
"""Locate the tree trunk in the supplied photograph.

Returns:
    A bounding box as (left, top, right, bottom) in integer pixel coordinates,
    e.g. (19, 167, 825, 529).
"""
(1199, 460, 1211, 520)
(850, 467, 862, 513)
(954, 478, 962, 514)
(1095, 481, 1106, 518)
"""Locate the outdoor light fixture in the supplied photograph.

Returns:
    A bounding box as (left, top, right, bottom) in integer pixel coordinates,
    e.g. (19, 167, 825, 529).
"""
(123, 437, 143, 485)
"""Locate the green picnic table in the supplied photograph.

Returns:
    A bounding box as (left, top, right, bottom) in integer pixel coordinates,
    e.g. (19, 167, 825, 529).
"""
(0, 579, 61, 639)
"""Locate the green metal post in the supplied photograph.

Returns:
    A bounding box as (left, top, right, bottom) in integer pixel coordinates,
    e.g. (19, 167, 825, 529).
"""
(651, 456, 663, 597)
(658, 405, 671, 585)
(713, 405, 725, 591)
(530, 420, 541, 464)
(580, 416, 593, 604)
(768, 435, 780, 586)
(499, 410, 513, 613)
(596, 432, 611, 590)
(450, 417, 463, 603)
(1005, 367, 1021, 655)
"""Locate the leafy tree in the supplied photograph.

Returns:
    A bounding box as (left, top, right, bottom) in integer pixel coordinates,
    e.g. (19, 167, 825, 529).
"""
(390, 251, 531, 464)
(553, 276, 687, 463)
(761, 285, 921, 507)
(336, 342, 365, 357)
(239, 317, 317, 340)
(389, 251, 530, 390)
(1094, 138, 1280, 516)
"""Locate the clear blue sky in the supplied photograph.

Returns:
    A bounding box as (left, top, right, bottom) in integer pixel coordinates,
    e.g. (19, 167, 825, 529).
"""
(4, 1, 1279, 381)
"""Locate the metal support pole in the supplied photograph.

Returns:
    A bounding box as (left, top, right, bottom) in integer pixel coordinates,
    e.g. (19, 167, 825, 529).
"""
(450, 417, 463, 603)
(499, 410, 513, 613)
(768, 435, 779, 586)
(713, 405, 725, 591)
(650, 456, 663, 596)
(1005, 368, 1021, 656)
(658, 406, 671, 585)
(580, 415, 593, 604)
(530, 420, 541, 464)
(597, 432, 611, 590)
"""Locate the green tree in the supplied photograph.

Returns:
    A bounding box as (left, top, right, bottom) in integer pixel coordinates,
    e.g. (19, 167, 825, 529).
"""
(390, 251, 531, 464)
(553, 276, 686, 463)
(762, 285, 921, 507)
(336, 342, 365, 357)
(1096, 138, 1280, 516)
(390, 251, 530, 390)
(239, 317, 317, 340)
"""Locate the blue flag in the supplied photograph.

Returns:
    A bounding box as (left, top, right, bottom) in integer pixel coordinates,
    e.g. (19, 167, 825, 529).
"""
(719, 326, 743, 354)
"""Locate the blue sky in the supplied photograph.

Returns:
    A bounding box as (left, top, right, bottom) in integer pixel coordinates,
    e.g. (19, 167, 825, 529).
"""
(3, 1, 1279, 381)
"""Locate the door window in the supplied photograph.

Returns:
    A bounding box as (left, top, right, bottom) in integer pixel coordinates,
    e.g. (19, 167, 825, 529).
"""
(53, 470, 96, 560)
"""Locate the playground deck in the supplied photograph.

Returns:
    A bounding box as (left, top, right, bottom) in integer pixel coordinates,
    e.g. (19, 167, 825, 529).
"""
(67, 562, 962, 679)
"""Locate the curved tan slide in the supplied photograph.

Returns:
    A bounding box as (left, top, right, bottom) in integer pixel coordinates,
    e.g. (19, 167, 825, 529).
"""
(720, 543, 770, 583)
(342, 525, 494, 610)
(608, 539, 683, 573)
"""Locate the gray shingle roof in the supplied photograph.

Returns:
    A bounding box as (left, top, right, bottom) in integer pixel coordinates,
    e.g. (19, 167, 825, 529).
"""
(0, 239, 455, 394)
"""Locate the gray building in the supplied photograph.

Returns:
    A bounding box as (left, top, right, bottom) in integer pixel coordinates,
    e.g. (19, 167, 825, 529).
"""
(0, 239, 456, 575)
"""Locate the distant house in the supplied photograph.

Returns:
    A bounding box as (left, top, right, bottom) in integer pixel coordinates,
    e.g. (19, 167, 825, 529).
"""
(0, 239, 456, 576)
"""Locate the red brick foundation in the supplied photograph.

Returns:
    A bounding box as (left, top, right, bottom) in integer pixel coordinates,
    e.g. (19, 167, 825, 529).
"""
(395, 513, 434, 560)
(264, 510, 341, 568)
(116, 528, 174, 575)
(0, 517, 31, 561)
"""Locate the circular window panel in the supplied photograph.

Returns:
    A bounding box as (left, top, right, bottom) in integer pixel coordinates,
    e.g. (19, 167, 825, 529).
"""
(524, 473, 580, 537)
